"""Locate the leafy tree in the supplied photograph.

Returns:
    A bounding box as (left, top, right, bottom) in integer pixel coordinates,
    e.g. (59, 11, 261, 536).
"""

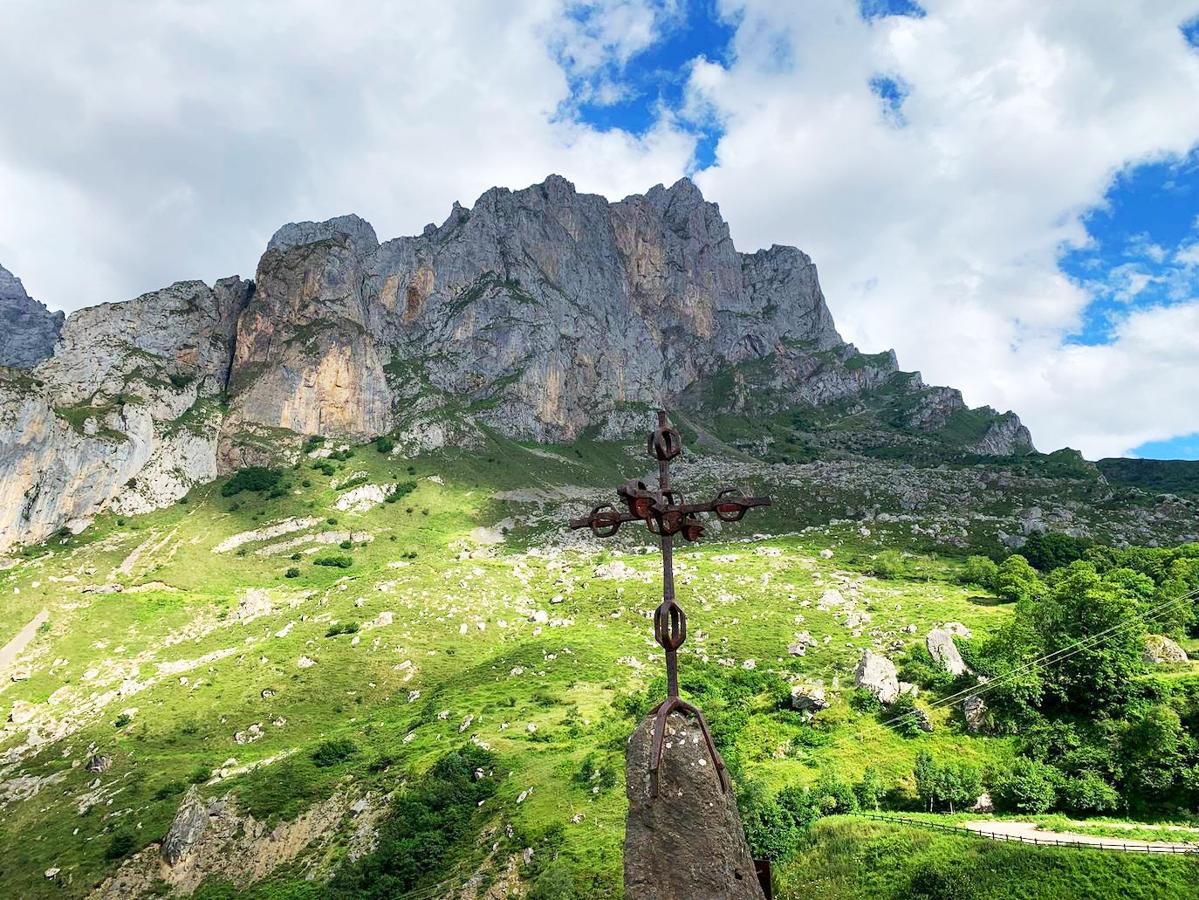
(1120, 704, 1192, 804)
(914, 753, 981, 813)
(959, 555, 999, 591)
(1033, 561, 1146, 714)
(1021, 531, 1093, 571)
(854, 767, 886, 812)
(995, 554, 1043, 603)
(935, 762, 982, 814)
(914, 751, 939, 812)
(961, 616, 1044, 728)
(738, 777, 800, 860)
(994, 758, 1058, 813)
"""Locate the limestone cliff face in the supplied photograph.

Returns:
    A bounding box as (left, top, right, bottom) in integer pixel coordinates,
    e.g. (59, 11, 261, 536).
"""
(0, 175, 1033, 552)
(227, 223, 390, 439)
(228, 175, 847, 443)
(0, 263, 63, 369)
(0, 279, 251, 552)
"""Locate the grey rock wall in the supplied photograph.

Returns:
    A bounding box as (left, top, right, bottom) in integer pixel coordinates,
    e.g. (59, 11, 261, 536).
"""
(0, 263, 63, 368)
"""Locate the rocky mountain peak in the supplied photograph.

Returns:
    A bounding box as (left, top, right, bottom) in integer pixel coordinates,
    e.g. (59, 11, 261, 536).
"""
(0, 262, 64, 369)
(267, 214, 379, 258)
(0, 175, 1036, 553)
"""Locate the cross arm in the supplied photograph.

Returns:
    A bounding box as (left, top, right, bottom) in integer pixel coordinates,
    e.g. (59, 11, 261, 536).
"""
(568, 495, 772, 530)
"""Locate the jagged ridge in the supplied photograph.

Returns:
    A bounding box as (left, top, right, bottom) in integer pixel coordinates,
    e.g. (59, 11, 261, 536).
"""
(0, 262, 63, 369)
(0, 175, 1031, 552)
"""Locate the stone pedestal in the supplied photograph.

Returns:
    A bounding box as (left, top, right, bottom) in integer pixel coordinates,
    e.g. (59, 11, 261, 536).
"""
(624, 712, 765, 900)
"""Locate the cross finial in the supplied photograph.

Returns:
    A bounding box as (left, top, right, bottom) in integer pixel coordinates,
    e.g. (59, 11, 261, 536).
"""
(568, 410, 772, 795)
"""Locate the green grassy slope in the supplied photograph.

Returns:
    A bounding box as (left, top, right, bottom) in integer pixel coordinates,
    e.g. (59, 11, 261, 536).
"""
(776, 817, 1199, 900)
(0, 428, 1194, 897)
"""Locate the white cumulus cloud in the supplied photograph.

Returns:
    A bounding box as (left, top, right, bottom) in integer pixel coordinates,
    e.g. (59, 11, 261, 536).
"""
(689, 0, 1199, 456)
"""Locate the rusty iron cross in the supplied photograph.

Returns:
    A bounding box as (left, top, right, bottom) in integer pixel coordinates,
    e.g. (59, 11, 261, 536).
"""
(569, 411, 771, 796)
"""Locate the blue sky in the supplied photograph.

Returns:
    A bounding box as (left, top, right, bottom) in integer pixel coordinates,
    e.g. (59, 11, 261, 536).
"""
(561, 0, 736, 169)
(567, 2, 1199, 460)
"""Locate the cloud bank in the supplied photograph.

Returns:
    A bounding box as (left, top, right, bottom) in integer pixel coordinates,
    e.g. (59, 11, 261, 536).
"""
(1, 0, 1197, 458)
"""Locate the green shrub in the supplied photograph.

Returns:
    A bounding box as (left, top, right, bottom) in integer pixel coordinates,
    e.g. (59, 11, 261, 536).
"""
(311, 738, 359, 768)
(187, 764, 211, 784)
(314, 554, 353, 569)
(867, 550, 906, 579)
(113, 713, 132, 728)
(330, 746, 498, 897)
(325, 621, 360, 637)
(220, 466, 282, 497)
(886, 690, 926, 737)
(153, 780, 185, 801)
(105, 830, 137, 860)
(285, 567, 300, 578)
(1059, 771, 1120, 814)
(339, 539, 352, 550)
(385, 481, 417, 504)
(375, 436, 395, 454)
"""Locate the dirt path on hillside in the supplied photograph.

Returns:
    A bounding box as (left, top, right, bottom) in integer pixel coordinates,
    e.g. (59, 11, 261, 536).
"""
(962, 819, 1198, 853)
(0, 608, 49, 673)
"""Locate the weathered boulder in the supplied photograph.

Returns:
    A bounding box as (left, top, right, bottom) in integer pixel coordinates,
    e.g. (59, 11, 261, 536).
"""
(963, 694, 988, 734)
(926, 628, 969, 677)
(236, 588, 272, 622)
(85, 754, 113, 773)
(1143, 635, 1188, 665)
(624, 712, 764, 900)
(8, 700, 36, 725)
(789, 681, 829, 713)
(854, 650, 900, 704)
(161, 786, 209, 866)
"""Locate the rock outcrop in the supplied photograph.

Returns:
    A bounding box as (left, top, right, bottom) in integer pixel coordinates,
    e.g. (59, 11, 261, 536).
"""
(926, 628, 969, 677)
(0, 175, 1035, 552)
(854, 650, 901, 704)
(161, 786, 209, 866)
(963, 694, 987, 734)
(0, 263, 62, 369)
(1143, 634, 1188, 665)
(0, 278, 253, 552)
(789, 680, 829, 713)
(624, 712, 764, 900)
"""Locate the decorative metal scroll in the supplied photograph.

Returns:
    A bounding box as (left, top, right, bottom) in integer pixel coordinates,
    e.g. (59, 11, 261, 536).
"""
(568, 410, 771, 796)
